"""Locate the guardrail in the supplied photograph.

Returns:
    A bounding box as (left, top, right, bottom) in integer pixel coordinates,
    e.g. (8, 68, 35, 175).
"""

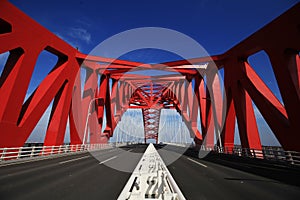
(0, 143, 113, 161)
(164, 142, 191, 148)
(200, 146, 300, 166)
(0, 142, 136, 162)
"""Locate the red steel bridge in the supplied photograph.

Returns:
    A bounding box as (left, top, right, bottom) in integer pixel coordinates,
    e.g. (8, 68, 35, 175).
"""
(0, 1, 300, 200)
(1, 1, 299, 151)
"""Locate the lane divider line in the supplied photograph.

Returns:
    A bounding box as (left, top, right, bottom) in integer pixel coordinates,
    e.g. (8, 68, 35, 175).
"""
(59, 155, 90, 164)
(187, 158, 208, 168)
(118, 144, 186, 200)
(99, 156, 117, 164)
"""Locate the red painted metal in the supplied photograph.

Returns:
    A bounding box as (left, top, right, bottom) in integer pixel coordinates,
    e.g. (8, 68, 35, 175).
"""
(142, 108, 161, 143)
(0, 0, 299, 151)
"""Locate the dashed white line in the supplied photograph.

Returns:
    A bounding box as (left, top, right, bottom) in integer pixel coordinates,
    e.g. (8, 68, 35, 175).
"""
(0, 157, 48, 167)
(99, 156, 117, 164)
(187, 158, 208, 168)
(109, 148, 117, 152)
(59, 155, 90, 164)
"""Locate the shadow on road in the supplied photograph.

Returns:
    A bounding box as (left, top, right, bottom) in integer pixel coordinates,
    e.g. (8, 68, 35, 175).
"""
(183, 148, 300, 187)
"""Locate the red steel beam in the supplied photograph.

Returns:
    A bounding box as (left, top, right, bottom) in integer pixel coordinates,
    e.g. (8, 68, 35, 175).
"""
(0, 0, 299, 152)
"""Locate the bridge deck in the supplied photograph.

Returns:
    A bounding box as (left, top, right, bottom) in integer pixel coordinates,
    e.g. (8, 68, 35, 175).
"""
(0, 145, 299, 200)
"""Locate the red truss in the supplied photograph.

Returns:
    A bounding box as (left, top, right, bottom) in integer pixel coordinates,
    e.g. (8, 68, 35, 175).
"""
(0, 1, 299, 151)
(128, 81, 178, 143)
(142, 108, 161, 143)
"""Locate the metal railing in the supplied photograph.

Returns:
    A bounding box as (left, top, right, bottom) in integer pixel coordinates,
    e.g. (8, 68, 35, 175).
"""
(201, 146, 300, 165)
(2, 142, 299, 166)
(0, 143, 112, 161)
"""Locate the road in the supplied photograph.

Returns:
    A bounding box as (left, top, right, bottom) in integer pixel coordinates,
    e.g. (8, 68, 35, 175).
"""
(165, 148, 300, 200)
(0, 144, 299, 200)
(0, 146, 145, 200)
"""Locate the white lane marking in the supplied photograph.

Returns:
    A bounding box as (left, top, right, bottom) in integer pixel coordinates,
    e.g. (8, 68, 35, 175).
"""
(109, 148, 117, 152)
(99, 156, 117, 164)
(187, 158, 208, 168)
(0, 158, 51, 167)
(118, 144, 186, 200)
(59, 155, 90, 164)
(127, 149, 133, 152)
(0, 153, 86, 167)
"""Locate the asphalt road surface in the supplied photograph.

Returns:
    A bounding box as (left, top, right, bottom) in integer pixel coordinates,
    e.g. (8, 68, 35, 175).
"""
(0, 144, 299, 200)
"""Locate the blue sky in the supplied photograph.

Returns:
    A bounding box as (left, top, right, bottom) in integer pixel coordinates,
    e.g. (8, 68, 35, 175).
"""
(9, 0, 298, 56)
(3, 0, 298, 145)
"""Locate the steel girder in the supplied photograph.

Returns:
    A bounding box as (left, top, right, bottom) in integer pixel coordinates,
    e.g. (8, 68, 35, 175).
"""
(0, 0, 299, 151)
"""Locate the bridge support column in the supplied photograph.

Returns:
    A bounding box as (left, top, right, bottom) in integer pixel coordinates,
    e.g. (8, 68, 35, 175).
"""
(232, 83, 262, 150)
(221, 91, 235, 153)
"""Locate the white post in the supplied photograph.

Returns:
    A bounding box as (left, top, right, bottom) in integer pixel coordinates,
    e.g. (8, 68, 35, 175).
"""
(51, 146, 54, 155)
(83, 114, 89, 145)
(17, 147, 23, 159)
(116, 128, 119, 146)
(83, 98, 102, 145)
(30, 146, 35, 157)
